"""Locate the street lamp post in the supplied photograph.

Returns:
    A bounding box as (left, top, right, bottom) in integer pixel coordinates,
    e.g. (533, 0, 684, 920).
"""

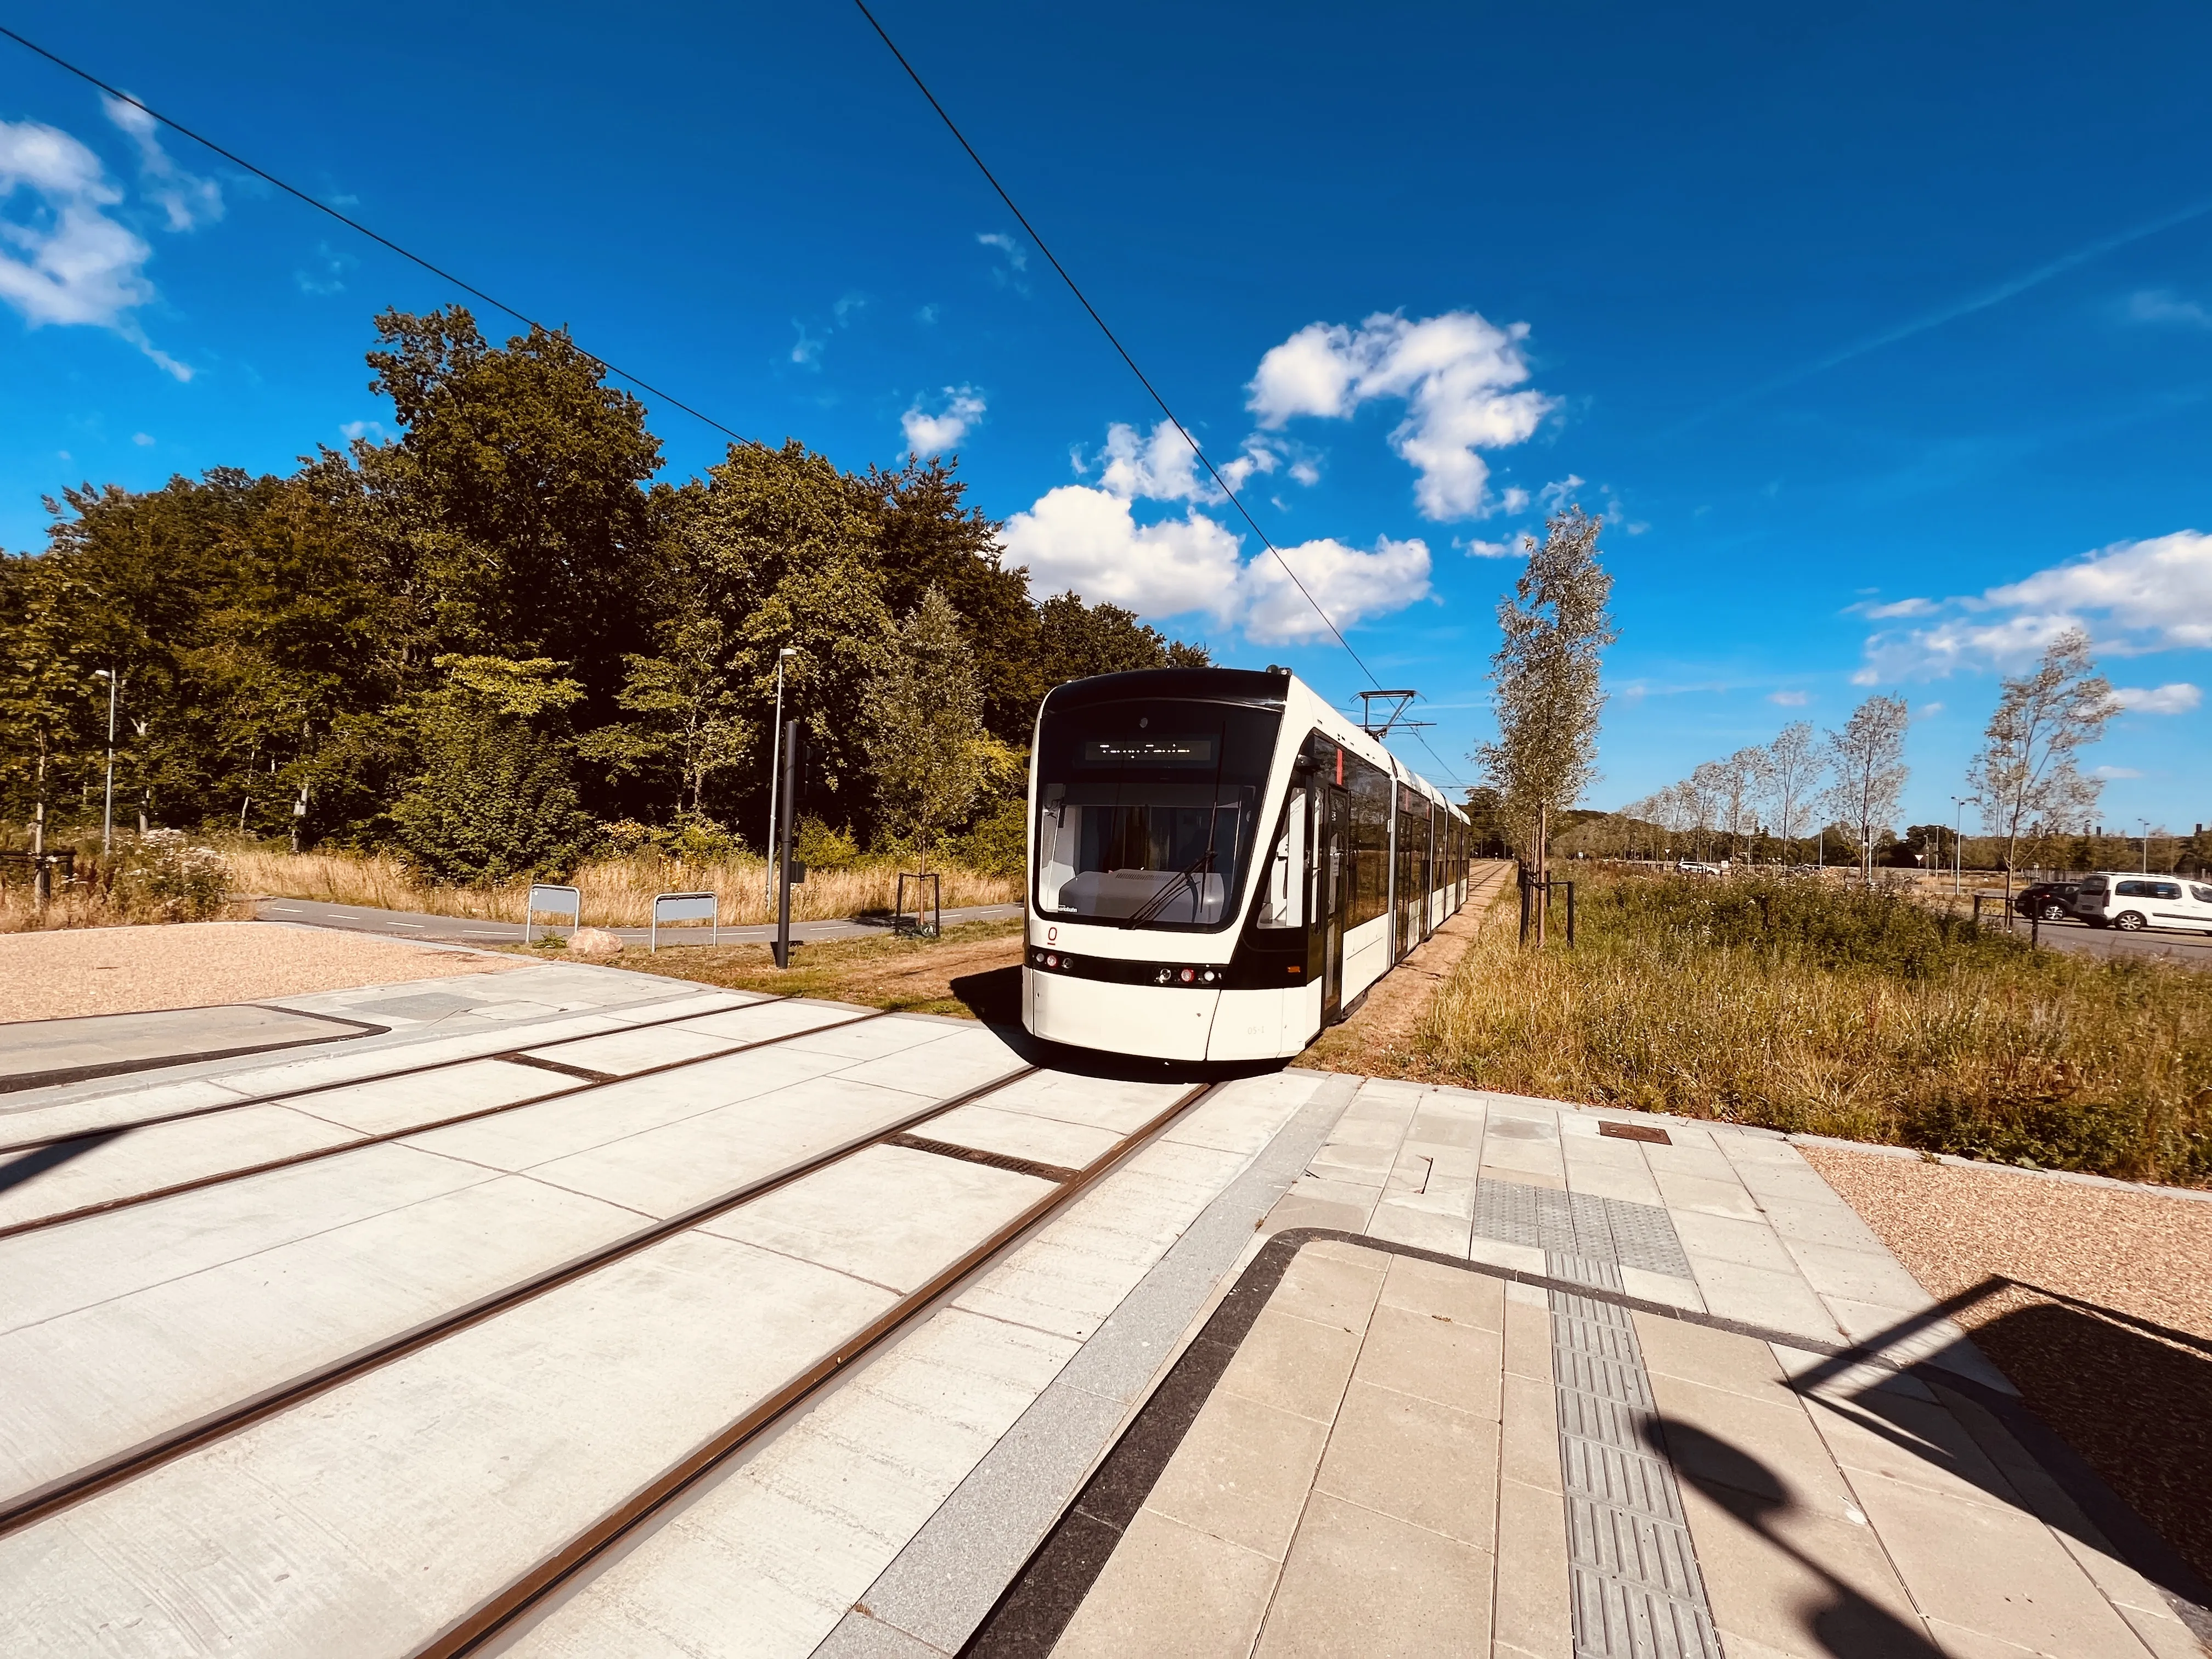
(764, 648, 798, 901)
(92, 669, 120, 855)
(1950, 795, 1977, 897)
(2141, 819, 2153, 874)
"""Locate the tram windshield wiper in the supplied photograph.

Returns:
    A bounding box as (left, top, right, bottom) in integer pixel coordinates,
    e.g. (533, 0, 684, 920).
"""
(1122, 847, 1216, 929)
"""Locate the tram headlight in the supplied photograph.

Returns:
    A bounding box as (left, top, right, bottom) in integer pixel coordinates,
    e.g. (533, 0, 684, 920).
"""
(1179, 968, 1195, 984)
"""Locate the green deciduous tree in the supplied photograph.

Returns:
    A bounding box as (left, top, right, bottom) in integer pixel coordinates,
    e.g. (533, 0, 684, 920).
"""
(863, 590, 988, 873)
(1824, 695, 1911, 881)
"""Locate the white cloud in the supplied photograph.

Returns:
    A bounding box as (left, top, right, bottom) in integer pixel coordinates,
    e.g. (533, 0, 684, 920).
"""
(101, 95, 221, 232)
(1768, 689, 1810, 706)
(131, 431, 153, 445)
(1462, 537, 1515, 558)
(295, 240, 353, 296)
(1246, 310, 1553, 520)
(1002, 485, 1244, 624)
(1242, 535, 1432, 644)
(914, 303, 939, 325)
(1855, 529, 2212, 679)
(999, 483, 1431, 644)
(2108, 682, 2202, 715)
(1860, 596, 1937, 619)
(2094, 765, 2143, 778)
(833, 292, 866, 324)
(1985, 531, 2212, 650)
(1537, 474, 1584, 512)
(2128, 289, 2210, 329)
(900, 385, 985, 454)
(1499, 486, 1530, 514)
(0, 117, 191, 377)
(1084, 419, 1214, 503)
(789, 321, 822, 366)
(341, 419, 391, 443)
(976, 231, 1026, 270)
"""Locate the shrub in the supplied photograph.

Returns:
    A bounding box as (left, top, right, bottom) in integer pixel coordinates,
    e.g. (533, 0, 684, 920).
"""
(952, 797, 1028, 878)
(794, 816, 862, 871)
(117, 830, 232, 921)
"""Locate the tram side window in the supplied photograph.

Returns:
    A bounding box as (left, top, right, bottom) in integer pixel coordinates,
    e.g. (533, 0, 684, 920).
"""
(1256, 787, 1308, 928)
(1346, 753, 1391, 925)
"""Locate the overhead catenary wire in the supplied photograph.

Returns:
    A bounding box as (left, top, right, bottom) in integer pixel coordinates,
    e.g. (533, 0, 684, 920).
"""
(851, 3, 1472, 793)
(0, 23, 760, 453)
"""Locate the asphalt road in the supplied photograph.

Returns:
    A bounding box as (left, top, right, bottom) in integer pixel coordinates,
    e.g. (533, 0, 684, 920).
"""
(254, 896, 1025, 949)
(2001, 916, 2212, 968)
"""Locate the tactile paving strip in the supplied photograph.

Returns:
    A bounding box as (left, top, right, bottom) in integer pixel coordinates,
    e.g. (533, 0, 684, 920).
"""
(1471, 1180, 1695, 1279)
(1549, 1252, 1722, 1659)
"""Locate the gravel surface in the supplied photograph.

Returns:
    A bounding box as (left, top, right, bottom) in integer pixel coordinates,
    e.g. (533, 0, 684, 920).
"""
(1804, 1145, 2212, 1588)
(0, 922, 517, 1021)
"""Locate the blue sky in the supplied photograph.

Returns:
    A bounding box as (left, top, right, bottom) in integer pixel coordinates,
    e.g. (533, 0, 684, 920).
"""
(4, 1, 2209, 834)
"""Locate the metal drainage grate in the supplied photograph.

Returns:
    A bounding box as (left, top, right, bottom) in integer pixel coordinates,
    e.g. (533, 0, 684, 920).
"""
(1549, 1256, 1721, 1659)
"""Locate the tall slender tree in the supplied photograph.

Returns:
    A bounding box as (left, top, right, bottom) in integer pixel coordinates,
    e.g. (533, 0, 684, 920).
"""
(1472, 506, 1616, 941)
(1763, 720, 1823, 862)
(1825, 695, 1911, 879)
(1970, 627, 2115, 900)
(862, 589, 988, 874)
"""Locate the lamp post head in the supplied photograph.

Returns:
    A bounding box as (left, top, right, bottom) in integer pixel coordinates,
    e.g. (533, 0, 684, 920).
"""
(92, 669, 111, 680)
(779, 648, 798, 658)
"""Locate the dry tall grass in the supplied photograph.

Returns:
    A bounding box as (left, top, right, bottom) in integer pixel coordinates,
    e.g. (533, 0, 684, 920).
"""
(228, 848, 1018, 928)
(1423, 870, 2212, 1186)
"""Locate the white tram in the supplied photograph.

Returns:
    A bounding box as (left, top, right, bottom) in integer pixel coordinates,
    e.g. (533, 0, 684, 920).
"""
(1022, 667, 1472, 1062)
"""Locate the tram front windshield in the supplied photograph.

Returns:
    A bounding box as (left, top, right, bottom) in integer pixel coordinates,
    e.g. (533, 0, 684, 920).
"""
(1034, 700, 1282, 929)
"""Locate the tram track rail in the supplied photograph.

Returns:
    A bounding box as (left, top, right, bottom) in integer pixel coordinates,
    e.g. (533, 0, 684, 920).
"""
(419, 1073, 1223, 1659)
(0, 1057, 1058, 1537)
(0, 990, 803, 1156)
(0, 1002, 898, 1243)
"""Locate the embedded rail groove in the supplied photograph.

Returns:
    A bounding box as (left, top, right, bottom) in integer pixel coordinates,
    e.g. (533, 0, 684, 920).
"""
(0, 992, 804, 1155)
(415, 1076, 1224, 1659)
(0, 1058, 1049, 1537)
(0, 1003, 894, 1242)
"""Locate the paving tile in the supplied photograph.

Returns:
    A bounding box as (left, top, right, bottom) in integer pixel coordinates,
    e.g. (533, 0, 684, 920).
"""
(1216, 1307, 1363, 1423)
(0, 1103, 368, 1232)
(507, 1305, 1076, 1659)
(1502, 1291, 1553, 1381)
(775, 1018, 969, 1062)
(1686, 1256, 1841, 1340)
(0, 1233, 899, 1657)
(1669, 1209, 1798, 1273)
(662, 1000, 862, 1043)
(1820, 1302, 2018, 1395)
(1500, 1373, 1561, 1492)
(1351, 1302, 1503, 1418)
(1560, 1161, 1666, 1207)
(1253, 1491, 1492, 1658)
(1633, 1312, 1795, 1403)
(1307, 1142, 1398, 1184)
(1049, 1507, 1280, 1659)
(516, 1024, 736, 1077)
(1492, 1477, 1573, 1657)
(1406, 1109, 1485, 1148)
(1639, 1144, 1742, 1183)
(1268, 1244, 1387, 1329)
(1850, 1469, 2152, 1656)
(834, 1029, 1034, 1098)
(1478, 1138, 1567, 1183)
(1799, 1391, 2026, 1514)
(1364, 1197, 1473, 1255)
(1768, 1342, 1936, 1404)
(1144, 1389, 1333, 1560)
(1646, 1369, 1858, 1514)
(1781, 1237, 1934, 1311)
(1377, 1252, 1504, 1331)
(1468, 1234, 1548, 1276)
(700, 1143, 1051, 1293)
(1754, 1194, 1892, 1254)
(515, 1076, 934, 1217)
(0, 1171, 642, 1500)
(1322, 1116, 1409, 1150)
(1314, 1379, 1500, 1548)
(1732, 1161, 1849, 1204)
(917, 1102, 1122, 1169)
(1621, 1267, 1707, 1311)
(286, 1057, 561, 1134)
(1652, 1170, 1764, 1221)
(1675, 1476, 1928, 1659)
(0, 1142, 495, 1335)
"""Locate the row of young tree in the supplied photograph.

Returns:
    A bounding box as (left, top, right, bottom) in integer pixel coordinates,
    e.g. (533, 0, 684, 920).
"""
(0, 308, 1209, 882)
(1607, 629, 2138, 889)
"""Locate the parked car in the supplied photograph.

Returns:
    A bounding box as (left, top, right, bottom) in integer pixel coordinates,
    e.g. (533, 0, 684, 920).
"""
(2011, 881, 2080, 922)
(2072, 872, 2212, 934)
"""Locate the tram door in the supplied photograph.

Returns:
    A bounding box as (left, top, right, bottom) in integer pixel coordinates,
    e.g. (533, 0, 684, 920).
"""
(1318, 784, 1349, 1023)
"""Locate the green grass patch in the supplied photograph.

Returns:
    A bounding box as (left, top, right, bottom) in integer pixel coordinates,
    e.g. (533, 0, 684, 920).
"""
(1425, 871, 2212, 1185)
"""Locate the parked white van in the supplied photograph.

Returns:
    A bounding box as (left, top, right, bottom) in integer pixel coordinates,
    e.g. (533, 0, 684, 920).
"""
(2072, 872, 2212, 934)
